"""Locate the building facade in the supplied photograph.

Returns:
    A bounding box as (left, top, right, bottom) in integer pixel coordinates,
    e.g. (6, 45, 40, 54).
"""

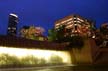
(7, 13, 18, 36)
(55, 14, 95, 37)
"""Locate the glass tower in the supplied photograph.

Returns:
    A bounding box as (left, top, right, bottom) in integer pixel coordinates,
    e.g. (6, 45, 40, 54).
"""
(7, 13, 18, 36)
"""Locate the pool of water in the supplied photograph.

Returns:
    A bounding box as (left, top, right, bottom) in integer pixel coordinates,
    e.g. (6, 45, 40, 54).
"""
(1, 65, 108, 71)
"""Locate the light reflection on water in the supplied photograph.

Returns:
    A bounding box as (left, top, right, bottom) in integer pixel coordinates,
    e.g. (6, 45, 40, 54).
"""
(1, 66, 108, 71)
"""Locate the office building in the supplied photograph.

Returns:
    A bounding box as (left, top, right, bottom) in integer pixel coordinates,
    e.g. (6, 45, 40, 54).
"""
(55, 14, 94, 37)
(7, 13, 18, 36)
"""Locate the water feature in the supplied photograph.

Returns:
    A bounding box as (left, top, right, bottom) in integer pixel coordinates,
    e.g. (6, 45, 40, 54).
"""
(1, 46, 108, 71)
(1, 65, 108, 71)
(0, 46, 72, 68)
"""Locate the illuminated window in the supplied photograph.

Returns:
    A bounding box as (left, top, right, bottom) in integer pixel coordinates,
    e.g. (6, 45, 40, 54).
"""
(66, 24, 73, 28)
(66, 18, 73, 22)
(74, 21, 77, 23)
(55, 23, 60, 26)
(77, 18, 84, 22)
(67, 21, 72, 25)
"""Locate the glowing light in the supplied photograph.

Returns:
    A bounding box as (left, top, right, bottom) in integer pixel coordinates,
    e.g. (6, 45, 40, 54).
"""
(92, 35, 95, 38)
(66, 24, 73, 28)
(0, 46, 72, 64)
(55, 23, 60, 26)
(10, 13, 18, 18)
(67, 21, 72, 25)
(77, 18, 84, 22)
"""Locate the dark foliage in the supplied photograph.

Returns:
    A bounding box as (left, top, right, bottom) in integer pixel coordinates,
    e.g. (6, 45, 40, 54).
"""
(100, 24, 108, 35)
(67, 36, 84, 49)
(48, 25, 84, 49)
(95, 38, 103, 46)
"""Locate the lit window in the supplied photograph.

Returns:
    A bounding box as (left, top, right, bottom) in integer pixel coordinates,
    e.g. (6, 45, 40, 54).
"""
(74, 23, 77, 26)
(12, 27, 16, 30)
(55, 23, 60, 26)
(66, 18, 72, 22)
(77, 21, 81, 23)
(74, 18, 77, 20)
(74, 21, 77, 22)
(77, 18, 84, 22)
(66, 24, 73, 28)
(67, 22, 72, 25)
(61, 20, 66, 23)
(8, 27, 11, 30)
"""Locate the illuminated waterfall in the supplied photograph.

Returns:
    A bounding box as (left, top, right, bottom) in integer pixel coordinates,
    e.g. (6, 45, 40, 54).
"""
(0, 46, 72, 67)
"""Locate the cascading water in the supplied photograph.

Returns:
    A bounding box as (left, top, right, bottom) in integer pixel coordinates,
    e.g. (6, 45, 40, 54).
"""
(0, 46, 72, 68)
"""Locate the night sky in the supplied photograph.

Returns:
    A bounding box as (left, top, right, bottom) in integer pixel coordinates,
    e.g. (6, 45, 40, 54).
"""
(0, 0, 108, 36)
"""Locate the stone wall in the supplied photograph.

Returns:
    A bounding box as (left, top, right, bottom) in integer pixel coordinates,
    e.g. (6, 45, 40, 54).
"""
(69, 38, 94, 64)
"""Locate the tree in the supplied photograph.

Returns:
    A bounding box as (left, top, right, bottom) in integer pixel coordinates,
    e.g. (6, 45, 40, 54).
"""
(48, 25, 84, 49)
(55, 25, 66, 42)
(100, 23, 108, 35)
(19, 26, 45, 40)
(48, 25, 66, 42)
(67, 36, 84, 49)
(95, 29, 103, 46)
(20, 26, 30, 38)
(48, 29, 57, 42)
(99, 23, 108, 47)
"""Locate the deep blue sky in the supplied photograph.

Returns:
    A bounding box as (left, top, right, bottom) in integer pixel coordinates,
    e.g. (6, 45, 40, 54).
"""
(0, 0, 108, 36)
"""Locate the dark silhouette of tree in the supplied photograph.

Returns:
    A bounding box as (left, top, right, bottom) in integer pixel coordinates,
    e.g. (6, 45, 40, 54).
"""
(67, 36, 84, 49)
(48, 28, 57, 42)
(48, 25, 84, 49)
(100, 23, 108, 35)
(55, 25, 66, 42)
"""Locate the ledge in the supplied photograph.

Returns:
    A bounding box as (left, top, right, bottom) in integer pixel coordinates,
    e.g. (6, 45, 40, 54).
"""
(0, 35, 69, 51)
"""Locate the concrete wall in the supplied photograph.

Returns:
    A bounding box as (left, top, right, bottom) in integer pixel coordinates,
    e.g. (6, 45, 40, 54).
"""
(69, 38, 93, 64)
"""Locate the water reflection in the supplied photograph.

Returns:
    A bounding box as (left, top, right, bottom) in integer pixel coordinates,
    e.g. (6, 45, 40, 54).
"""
(1, 66, 108, 71)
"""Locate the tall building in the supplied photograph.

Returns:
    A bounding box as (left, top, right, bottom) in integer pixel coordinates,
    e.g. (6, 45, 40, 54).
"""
(55, 14, 95, 37)
(7, 13, 18, 36)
